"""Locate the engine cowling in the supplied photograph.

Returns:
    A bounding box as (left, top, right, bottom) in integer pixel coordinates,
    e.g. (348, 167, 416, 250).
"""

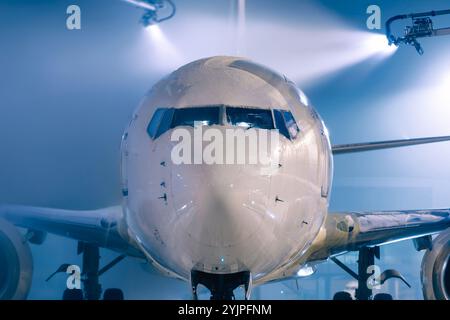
(0, 218, 33, 300)
(421, 230, 450, 300)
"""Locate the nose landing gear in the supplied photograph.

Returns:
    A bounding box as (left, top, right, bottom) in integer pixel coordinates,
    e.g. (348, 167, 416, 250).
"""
(191, 270, 251, 300)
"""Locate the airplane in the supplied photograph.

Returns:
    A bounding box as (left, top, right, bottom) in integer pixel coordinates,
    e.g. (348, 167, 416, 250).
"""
(0, 56, 449, 300)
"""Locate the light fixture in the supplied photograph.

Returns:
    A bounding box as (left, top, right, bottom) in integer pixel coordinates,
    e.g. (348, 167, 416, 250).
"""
(367, 33, 398, 56)
(296, 265, 315, 277)
(122, 0, 176, 27)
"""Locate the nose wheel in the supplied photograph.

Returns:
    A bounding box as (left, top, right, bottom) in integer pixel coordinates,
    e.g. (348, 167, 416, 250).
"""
(191, 270, 251, 300)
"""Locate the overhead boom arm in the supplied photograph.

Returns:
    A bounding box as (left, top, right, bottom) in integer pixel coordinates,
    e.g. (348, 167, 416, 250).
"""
(386, 9, 450, 54)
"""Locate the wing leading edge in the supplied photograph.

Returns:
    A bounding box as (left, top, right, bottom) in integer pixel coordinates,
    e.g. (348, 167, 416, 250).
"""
(307, 209, 450, 262)
(332, 135, 450, 155)
(0, 205, 142, 258)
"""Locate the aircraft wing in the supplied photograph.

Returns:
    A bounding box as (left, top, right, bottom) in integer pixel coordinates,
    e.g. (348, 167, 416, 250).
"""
(252, 135, 450, 284)
(306, 209, 450, 261)
(324, 134, 450, 255)
(332, 135, 450, 155)
(0, 205, 143, 257)
(256, 208, 449, 284)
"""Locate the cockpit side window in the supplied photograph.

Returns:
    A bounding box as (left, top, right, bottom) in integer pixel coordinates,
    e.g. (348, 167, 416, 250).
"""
(274, 109, 300, 140)
(226, 107, 275, 130)
(274, 110, 289, 139)
(283, 111, 300, 140)
(171, 107, 221, 128)
(147, 108, 166, 139)
(147, 108, 174, 139)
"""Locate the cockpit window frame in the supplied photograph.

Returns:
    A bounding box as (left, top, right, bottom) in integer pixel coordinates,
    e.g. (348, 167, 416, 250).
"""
(147, 105, 300, 141)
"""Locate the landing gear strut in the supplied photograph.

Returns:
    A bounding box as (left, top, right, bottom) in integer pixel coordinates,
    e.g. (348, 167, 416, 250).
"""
(356, 247, 377, 300)
(191, 270, 251, 300)
(47, 241, 126, 300)
(79, 242, 102, 300)
(331, 246, 410, 300)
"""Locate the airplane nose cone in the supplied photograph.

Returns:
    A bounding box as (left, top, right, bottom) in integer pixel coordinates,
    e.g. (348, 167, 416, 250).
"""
(171, 163, 270, 249)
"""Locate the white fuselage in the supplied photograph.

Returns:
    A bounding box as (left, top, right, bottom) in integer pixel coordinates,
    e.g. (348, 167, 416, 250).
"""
(120, 57, 333, 282)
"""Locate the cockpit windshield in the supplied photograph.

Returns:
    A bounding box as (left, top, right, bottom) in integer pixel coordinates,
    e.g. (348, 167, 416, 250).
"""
(171, 107, 221, 128)
(226, 107, 275, 130)
(147, 105, 300, 141)
(147, 106, 220, 139)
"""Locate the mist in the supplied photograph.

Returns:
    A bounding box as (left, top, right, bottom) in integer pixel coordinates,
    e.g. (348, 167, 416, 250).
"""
(1, 0, 449, 299)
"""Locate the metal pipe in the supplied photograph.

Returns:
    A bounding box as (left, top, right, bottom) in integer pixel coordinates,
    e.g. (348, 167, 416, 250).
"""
(386, 9, 450, 45)
(156, 0, 176, 23)
(121, 0, 157, 11)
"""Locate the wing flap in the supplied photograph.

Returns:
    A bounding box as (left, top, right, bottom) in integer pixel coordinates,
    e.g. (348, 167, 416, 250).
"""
(0, 205, 142, 257)
(307, 209, 450, 262)
(357, 209, 450, 232)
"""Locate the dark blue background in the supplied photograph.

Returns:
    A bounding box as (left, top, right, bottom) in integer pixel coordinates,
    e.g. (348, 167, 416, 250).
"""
(1, 0, 449, 299)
